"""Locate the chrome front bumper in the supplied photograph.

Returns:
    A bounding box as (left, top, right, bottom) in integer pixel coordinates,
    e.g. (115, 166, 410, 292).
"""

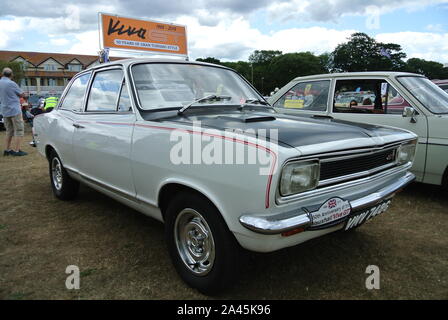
(239, 171, 415, 235)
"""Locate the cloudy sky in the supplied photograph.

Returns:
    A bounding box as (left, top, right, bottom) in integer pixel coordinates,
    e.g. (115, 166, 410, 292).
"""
(1, 0, 448, 63)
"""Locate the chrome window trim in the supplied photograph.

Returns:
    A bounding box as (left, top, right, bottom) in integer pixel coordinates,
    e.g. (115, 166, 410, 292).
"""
(128, 61, 266, 112)
(58, 71, 92, 112)
(58, 63, 136, 116)
(85, 67, 125, 113)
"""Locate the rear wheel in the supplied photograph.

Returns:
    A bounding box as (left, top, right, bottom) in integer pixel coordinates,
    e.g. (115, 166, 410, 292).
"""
(49, 151, 79, 200)
(165, 191, 243, 295)
(442, 166, 448, 192)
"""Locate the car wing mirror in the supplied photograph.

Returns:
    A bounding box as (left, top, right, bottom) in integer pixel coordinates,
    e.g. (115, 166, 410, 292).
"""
(402, 106, 417, 123)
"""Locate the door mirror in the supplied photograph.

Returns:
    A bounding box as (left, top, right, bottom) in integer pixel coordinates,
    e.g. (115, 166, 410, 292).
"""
(402, 106, 417, 123)
(402, 106, 416, 118)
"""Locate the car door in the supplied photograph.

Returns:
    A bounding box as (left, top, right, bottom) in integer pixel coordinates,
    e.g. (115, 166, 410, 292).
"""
(54, 72, 92, 171)
(330, 78, 428, 182)
(72, 67, 136, 197)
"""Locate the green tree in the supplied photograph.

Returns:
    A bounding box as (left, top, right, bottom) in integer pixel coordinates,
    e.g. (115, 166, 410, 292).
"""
(248, 50, 282, 65)
(0, 60, 25, 85)
(405, 58, 448, 79)
(221, 61, 252, 83)
(268, 52, 327, 93)
(330, 32, 406, 72)
(196, 57, 222, 65)
(318, 52, 332, 73)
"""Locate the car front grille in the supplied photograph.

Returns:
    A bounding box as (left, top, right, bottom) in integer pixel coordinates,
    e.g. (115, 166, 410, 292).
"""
(319, 148, 397, 184)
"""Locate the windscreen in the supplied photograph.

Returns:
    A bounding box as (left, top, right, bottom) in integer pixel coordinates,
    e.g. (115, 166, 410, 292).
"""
(397, 76, 448, 114)
(131, 63, 262, 110)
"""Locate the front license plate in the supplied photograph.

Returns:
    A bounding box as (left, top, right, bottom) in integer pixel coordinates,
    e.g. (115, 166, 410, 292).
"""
(344, 200, 392, 231)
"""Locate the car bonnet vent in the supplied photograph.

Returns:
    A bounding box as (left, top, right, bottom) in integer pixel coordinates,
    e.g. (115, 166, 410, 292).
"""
(244, 116, 276, 122)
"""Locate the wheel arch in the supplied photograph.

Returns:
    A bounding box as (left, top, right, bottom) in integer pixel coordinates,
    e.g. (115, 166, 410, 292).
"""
(45, 144, 57, 161)
(157, 182, 227, 225)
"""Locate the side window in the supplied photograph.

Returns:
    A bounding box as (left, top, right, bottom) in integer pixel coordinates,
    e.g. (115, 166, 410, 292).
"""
(274, 80, 330, 112)
(333, 79, 411, 115)
(86, 69, 123, 112)
(117, 81, 132, 112)
(60, 73, 91, 112)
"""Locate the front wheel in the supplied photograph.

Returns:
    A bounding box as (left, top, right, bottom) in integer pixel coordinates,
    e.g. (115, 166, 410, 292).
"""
(165, 192, 243, 295)
(49, 151, 79, 200)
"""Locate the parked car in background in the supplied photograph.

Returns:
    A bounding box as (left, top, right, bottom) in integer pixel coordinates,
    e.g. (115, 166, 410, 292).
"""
(269, 72, 448, 188)
(433, 79, 448, 93)
(34, 60, 416, 293)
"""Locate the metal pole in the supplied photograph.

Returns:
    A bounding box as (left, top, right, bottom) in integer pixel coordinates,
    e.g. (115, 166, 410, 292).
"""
(261, 77, 264, 95)
(251, 63, 253, 85)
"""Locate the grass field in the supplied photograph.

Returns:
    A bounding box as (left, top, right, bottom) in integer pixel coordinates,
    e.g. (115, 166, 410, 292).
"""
(0, 131, 447, 299)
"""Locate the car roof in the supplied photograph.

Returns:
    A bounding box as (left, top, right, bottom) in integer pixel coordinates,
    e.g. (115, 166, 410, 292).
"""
(432, 79, 448, 84)
(290, 71, 424, 82)
(83, 58, 232, 73)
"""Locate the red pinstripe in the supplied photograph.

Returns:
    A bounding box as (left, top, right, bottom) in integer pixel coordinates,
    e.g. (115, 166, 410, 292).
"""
(72, 121, 277, 208)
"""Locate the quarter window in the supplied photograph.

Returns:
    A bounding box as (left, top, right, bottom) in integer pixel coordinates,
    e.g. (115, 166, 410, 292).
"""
(118, 82, 132, 112)
(274, 80, 330, 111)
(86, 69, 124, 112)
(60, 73, 91, 112)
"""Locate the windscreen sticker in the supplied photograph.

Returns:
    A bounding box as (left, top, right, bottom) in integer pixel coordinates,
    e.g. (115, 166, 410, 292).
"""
(284, 99, 304, 108)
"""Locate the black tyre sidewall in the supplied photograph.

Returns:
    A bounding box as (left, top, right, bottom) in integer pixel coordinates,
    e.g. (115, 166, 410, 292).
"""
(49, 151, 79, 200)
(165, 192, 242, 295)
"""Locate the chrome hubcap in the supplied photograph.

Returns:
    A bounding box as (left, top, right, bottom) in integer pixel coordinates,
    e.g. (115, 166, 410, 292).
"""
(174, 208, 215, 276)
(51, 158, 63, 190)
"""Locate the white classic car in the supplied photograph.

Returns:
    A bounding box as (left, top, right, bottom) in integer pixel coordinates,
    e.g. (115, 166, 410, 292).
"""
(34, 60, 416, 294)
(269, 72, 448, 187)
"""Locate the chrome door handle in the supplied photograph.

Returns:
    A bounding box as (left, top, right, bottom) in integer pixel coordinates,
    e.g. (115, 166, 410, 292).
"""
(73, 123, 85, 129)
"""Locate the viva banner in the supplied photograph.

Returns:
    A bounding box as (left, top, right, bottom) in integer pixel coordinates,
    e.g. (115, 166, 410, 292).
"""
(100, 13, 188, 56)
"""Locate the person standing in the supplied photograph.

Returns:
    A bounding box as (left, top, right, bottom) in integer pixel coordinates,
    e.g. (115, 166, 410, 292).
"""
(0, 67, 27, 156)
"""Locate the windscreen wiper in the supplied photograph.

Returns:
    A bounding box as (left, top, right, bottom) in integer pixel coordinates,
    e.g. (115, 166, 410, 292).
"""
(244, 98, 270, 106)
(178, 94, 231, 115)
(238, 98, 271, 110)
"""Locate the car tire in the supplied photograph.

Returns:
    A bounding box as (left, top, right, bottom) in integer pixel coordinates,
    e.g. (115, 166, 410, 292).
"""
(442, 166, 448, 192)
(49, 151, 79, 200)
(165, 191, 243, 295)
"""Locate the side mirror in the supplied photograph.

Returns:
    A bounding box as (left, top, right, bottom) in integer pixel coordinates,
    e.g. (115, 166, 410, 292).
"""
(402, 106, 417, 123)
(402, 106, 415, 118)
